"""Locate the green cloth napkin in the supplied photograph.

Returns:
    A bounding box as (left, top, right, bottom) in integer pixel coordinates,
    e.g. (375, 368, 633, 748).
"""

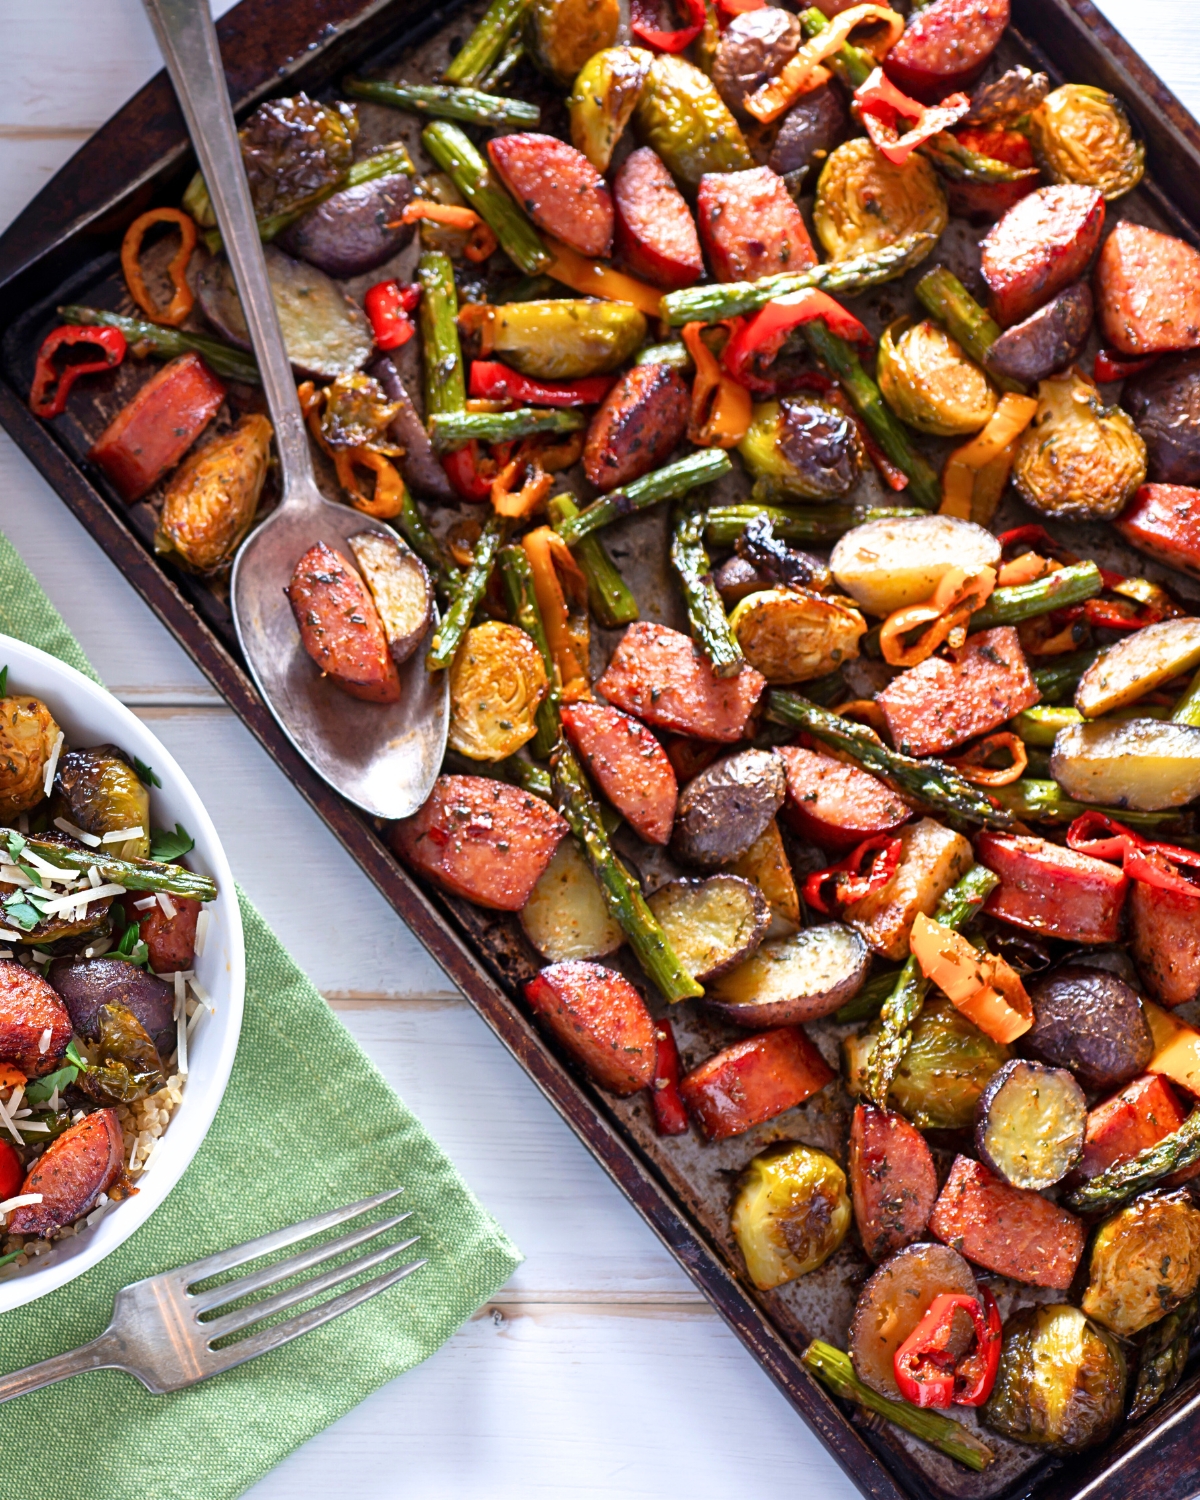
(0, 529, 521, 1500)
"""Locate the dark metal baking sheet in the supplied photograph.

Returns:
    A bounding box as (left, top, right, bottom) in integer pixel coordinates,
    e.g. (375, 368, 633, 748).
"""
(3, 3, 1200, 1496)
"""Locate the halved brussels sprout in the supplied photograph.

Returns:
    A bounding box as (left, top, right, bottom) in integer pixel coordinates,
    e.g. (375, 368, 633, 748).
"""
(1082, 1191, 1200, 1338)
(877, 319, 997, 437)
(491, 300, 648, 380)
(634, 54, 752, 188)
(813, 138, 947, 263)
(77, 1003, 166, 1106)
(731, 1142, 851, 1290)
(155, 415, 273, 575)
(737, 397, 863, 499)
(527, 0, 620, 89)
(448, 621, 548, 761)
(1028, 84, 1145, 201)
(54, 746, 150, 859)
(845, 995, 1011, 1130)
(729, 588, 865, 683)
(983, 1304, 1126, 1451)
(1013, 369, 1147, 521)
(569, 47, 653, 172)
(0, 696, 61, 819)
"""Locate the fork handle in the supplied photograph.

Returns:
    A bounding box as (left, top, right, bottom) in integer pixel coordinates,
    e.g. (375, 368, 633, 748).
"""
(0, 1332, 126, 1403)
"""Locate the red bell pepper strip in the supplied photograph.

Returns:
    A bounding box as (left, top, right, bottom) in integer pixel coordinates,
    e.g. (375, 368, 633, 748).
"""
(363, 279, 420, 351)
(29, 325, 126, 419)
(650, 1016, 689, 1136)
(854, 69, 970, 167)
(894, 1288, 1002, 1410)
(1094, 348, 1159, 384)
(803, 834, 903, 916)
(722, 290, 871, 396)
(1067, 812, 1200, 901)
(468, 360, 614, 408)
(717, 0, 764, 15)
(442, 441, 498, 503)
(631, 0, 706, 52)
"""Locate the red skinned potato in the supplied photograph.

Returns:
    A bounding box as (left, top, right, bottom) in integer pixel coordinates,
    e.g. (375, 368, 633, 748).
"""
(121, 892, 200, 974)
(947, 127, 1038, 221)
(0, 960, 71, 1077)
(595, 622, 766, 742)
(928, 1154, 1086, 1289)
(1094, 220, 1200, 357)
(876, 627, 1040, 758)
(1130, 878, 1200, 1007)
(696, 167, 816, 285)
(679, 1026, 833, 1141)
(1116, 483, 1200, 580)
(613, 148, 703, 290)
(487, 133, 613, 258)
(884, 0, 1008, 102)
(560, 700, 678, 845)
(8, 1108, 124, 1236)
(1074, 1073, 1200, 1186)
(981, 183, 1105, 328)
(848, 1104, 937, 1263)
(524, 961, 656, 1096)
(89, 354, 226, 503)
(976, 831, 1127, 944)
(583, 364, 690, 491)
(777, 745, 909, 850)
(392, 775, 568, 911)
(287, 542, 401, 704)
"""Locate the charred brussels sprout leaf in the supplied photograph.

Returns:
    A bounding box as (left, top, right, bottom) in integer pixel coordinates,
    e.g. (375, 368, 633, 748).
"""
(569, 47, 652, 172)
(491, 300, 648, 380)
(877, 319, 997, 437)
(0, 696, 60, 819)
(738, 398, 864, 499)
(634, 54, 752, 188)
(983, 1304, 1126, 1451)
(54, 746, 150, 859)
(77, 1003, 166, 1106)
(154, 414, 273, 575)
(1081, 1191, 1200, 1338)
(527, 0, 620, 88)
(1028, 85, 1145, 201)
(732, 1141, 850, 1289)
(318, 373, 402, 450)
(1014, 369, 1147, 522)
(813, 138, 947, 264)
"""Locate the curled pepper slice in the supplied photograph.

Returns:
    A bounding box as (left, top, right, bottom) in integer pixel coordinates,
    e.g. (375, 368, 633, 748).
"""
(722, 290, 871, 397)
(1094, 347, 1158, 384)
(879, 564, 997, 668)
(491, 455, 553, 518)
(29, 325, 126, 419)
(1067, 811, 1200, 901)
(399, 201, 498, 262)
(298, 379, 406, 519)
(943, 731, 1028, 787)
(521, 526, 592, 703)
(682, 322, 751, 448)
(854, 69, 969, 167)
(894, 1290, 1002, 1408)
(802, 833, 902, 916)
(468, 361, 614, 408)
(940, 394, 1038, 523)
(631, 0, 706, 52)
(120, 208, 198, 327)
(745, 4, 903, 123)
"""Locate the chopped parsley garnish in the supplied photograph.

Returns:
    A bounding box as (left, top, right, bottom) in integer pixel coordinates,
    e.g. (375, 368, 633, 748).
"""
(24, 1065, 78, 1105)
(133, 757, 162, 789)
(150, 822, 194, 862)
(64, 1039, 90, 1073)
(2, 898, 41, 932)
(114, 917, 150, 969)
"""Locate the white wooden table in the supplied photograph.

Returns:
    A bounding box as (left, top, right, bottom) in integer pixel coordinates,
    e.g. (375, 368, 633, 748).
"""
(0, 4, 1194, 1493)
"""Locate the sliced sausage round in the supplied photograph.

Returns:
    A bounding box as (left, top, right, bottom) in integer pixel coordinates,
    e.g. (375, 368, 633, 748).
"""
(613, 147, 704, 290)
(712, 7, 800, 120)
(583, 364, 689, 491)
(8, 1109, 124, 1236)
(884, 0, 1009, 103)
(981, 183, 1105, 328)
(487, 133, 614, 258)
(286, 541, 401, 704)
(0, 960, 71, 1078)
(697, 166, 817, 285)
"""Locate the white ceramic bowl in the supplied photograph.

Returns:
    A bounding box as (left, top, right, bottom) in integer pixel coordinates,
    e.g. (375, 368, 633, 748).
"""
(0, 635, 244, 1311)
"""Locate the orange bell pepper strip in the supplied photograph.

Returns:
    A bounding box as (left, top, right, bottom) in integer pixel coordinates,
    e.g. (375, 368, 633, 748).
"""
(943, 732, 1028, 787)
(491, 456, 554, 518)
(909, 913, 1033, 1045)
(120, 208, 198, 326)
(399, 201, 498, 262)
(744, 4, 904, 123)
(541, 238, 664, 320)
(879, 565, 997, 668)
(521, 526, 592, 703)
(682, 322, 751, 448)
(940, 394, 1038, 522)
(298, 381, 406, 520)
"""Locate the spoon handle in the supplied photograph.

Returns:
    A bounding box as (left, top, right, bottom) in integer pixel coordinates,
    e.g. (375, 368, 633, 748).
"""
(141, 0, 316, 504)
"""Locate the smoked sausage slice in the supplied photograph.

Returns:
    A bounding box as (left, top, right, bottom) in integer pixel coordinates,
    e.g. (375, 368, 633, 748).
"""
(980, 184, 1105, 328)
(524, 961, 657, 1096)
(560, 701, 678, 845)
(1094, 220, 1200, 357)
(884, 0, 1009, 103)
(286, 541, 401, 704)
(487, 133, 614, 258)
(613, 147, 703, 290)
(583, 364, 689, 490)
(697, 167, 816, 284)
(849, 1104, 937, 1263)
(0, 961, 71, 1078)
(8, 1109, 124, 1236)
(595, 622, 766, 742)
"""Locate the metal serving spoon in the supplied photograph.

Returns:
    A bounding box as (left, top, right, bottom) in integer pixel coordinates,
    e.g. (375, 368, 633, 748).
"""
(142, 0, 448, 821)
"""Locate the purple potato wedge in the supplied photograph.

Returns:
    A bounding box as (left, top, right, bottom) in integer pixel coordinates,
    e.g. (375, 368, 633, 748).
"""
(647, 875, 770, 983)
(278, 172, 415, 278)
(371, 357, 456, 500)
(705, 922, 870, 1026)
(347, 529, 433, 665)
(48, 957, 176, 1057)
(985, 282, 1094, 385)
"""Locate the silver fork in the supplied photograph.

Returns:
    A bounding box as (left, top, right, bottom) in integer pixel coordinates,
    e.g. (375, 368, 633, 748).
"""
(0, 1190, 424, 1400)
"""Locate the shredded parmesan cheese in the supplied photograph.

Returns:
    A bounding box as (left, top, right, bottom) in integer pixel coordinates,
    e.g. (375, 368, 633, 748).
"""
(101, 826, 143, 844)
(133, 896, 156, 912)
(41, 733, 64, 798)
(38, 1028, 51, 1055)
(156, 891, 178, 920)
(176, 998, 189, 1078)
(194, 909, 210, 958)
(52, 818, 101, 848)
(0, 1194, 42, 1214)
(0, 1095, 25, 1146)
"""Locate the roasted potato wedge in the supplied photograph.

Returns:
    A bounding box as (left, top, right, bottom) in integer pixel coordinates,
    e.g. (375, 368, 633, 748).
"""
(1075, 618, 1200, 719)
(732, 1143, 850, 1291)
(849, 1242, 978, 1399)
(671, 748, 786, 868)
(829, 514, 1001, 618)
(449, 622, 548, 761)
(520, 838, 623, 963)
(154, 415, 272, 575)
(728, 589, 865, 685)
(975, 1059, 1086, 1190)
(1050, 716, 1200, 811)
(648, 874, 769, 982)
(727, 818, 799, 931)
(1026, 964, 1152, 1091)
(706, 923, 869, 1026)
(1082, 1191, 1200, 1338)
(347, 530, 433, 666)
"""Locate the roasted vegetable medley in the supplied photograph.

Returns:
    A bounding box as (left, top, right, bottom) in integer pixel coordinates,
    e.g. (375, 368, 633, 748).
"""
(27, 0, 1200, 1470)
(0, 682, 218, 1273)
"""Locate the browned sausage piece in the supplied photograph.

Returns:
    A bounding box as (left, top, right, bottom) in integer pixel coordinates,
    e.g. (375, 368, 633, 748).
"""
(985, 283, 1093, 385)
(487, 133, 614, 258)
(697, 166, 816, 285)
(524, 961, 657, 1096)
(0, 960, 71, 1077)
(980, 184, 1105, 328)
(583, 364, 689, 491)
(849, 1104, 938, 1263)
(8, 1109, 124, 1235)
(613, 148, 704, 291)
(712, 7, 800, 120)
(286, 541, 401, 704)
(1094, 220, 1200, 357)
(121, 892, 201, 974)
(883, 0, 1009, 103)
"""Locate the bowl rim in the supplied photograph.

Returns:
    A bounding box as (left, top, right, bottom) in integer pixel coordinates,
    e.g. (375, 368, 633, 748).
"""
(0, 634, 245, 1311)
